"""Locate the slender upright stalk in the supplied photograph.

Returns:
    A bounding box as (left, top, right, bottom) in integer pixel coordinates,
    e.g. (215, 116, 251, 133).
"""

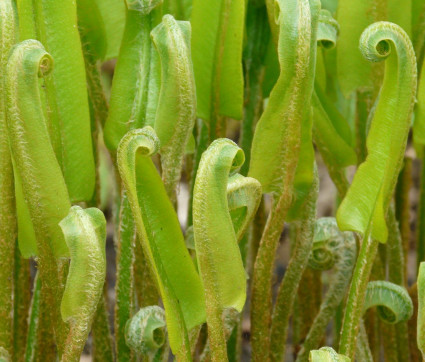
(114, 190, 136, 361)
(0, 0, 17, 355)
(338, 231, 378, 358)
(386, 206, 410, 361)
(239, 2, 269, 176)
(269, 172, 318, 361)
(13, 247, 31, 362)
(250, 193, 293, 360)
(395, 158, 412, 282)
(25, 274, 42, 362)
(92, 295, 114, 362)
(417, 155, 425, 270)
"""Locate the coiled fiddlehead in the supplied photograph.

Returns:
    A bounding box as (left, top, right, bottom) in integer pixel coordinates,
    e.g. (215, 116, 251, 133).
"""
(6, 40, 71, 258)
(6, 40, 71, 354)
(337, 22, 416, 358)
(363, 281, 413, 324)
(117, 126, 205, 359)
(296, 218, 356, 362)
(193, 139, 261, 361)
(125, 306, 169, 361)
(60, 206, 106, 361)
(336, 22, 417, 243)
(317, 9, 339, 49)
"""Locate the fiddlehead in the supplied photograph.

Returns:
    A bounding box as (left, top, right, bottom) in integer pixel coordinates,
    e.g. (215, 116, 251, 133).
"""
(60, 206, 107, 361)
(117, 126, 205, 359)
(125, 306, 169, 361)
(337, 22, 416, 358)
(317, 9, 339, 49)
(193, 139, 260, 361)
(151, 14, 196, 200)
(6, 39, 71, 258)
(336, 0, 411, 96)
(296, 218, 357, 362)
(336, 22, 417, 243)
(363, 281, 413, 324)
(6, 41, 71, 353)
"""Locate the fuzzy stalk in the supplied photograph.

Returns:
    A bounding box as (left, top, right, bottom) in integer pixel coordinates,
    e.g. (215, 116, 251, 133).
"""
(269, 171, 319, 361)
(114, 190, 136, 361)
(338, 232, 378, 358)
(0, 0, 17, 355)
(24, 274, 41, 362)
(13, 248, 31, 362)
(92, 294, 114, 362)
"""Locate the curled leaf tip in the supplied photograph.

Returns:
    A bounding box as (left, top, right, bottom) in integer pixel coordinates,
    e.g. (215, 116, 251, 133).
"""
(317, 9, 339, 49)
(336, 21, 416, 243)
(117, 127, 160, 163)
(6, 39, 71, 258)
(118, 125, 205, 356)
(308, 217, 355, 270)
(194, 138, 247, 313)
(193, 138, 253, 359)
(60, 205, 106, 323)
(364, 280, 413, 324)
(59, 206, 106, 360)
(125, 306, 167, 356)
(359, 22, 406, 62)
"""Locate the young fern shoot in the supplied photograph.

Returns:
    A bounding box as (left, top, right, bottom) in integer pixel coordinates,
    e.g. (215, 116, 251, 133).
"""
(193, 139, 261, 361)
(60, 206, 107, 361)
(337, 21, 417, 358)
(117, 126, 205, 360)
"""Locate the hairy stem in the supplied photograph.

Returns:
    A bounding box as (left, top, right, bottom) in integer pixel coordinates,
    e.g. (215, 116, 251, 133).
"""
(270, 171, 318, 361)
(338, 232, 378, 358)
